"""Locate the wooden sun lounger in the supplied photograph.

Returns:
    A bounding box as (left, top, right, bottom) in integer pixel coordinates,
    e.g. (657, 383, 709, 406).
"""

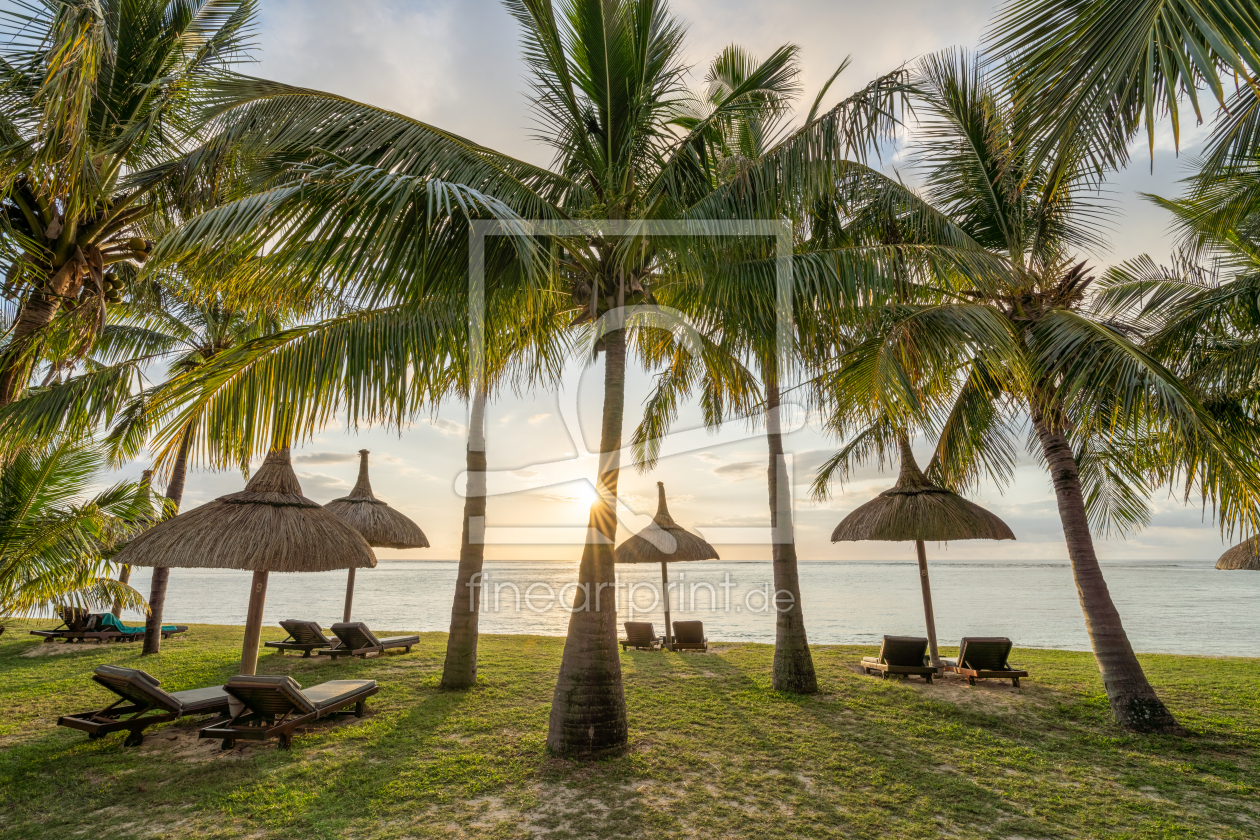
(199, 675, 378, 749)
(265, 620, 342, 657)
(31, 611, 143, 644)
(671, 620, 708, 652)
(620, 621, 664, 651)
(318, 622, 417, 659)
(58, 665, 230, 747)
(861, 635, 938, 683)
(942, 637, 1028, 687)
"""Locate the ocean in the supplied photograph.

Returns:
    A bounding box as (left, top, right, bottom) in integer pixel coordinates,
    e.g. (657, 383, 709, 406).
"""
(117, 558, 1260, 656)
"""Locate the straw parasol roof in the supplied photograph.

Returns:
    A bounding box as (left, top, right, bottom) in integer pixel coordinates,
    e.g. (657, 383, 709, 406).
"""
(831, 437, 1015, 544)
(1217, 536, 1260, 570)
(114, 447, 376, 572)
(325, 450, 429, 549)
(615, 482, 719, 563)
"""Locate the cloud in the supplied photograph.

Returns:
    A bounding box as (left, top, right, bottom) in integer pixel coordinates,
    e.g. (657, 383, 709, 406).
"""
(693, 452, 723, 464)
(294, 452, 358, 465)
(528, 413, 550, 424)
(297, 472, 351, 494)
(712, 461, 763, 482)
(427, 418, 468, 437)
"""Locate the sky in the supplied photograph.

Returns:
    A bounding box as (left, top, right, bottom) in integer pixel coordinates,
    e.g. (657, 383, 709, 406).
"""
(125, 0, 1234, 563)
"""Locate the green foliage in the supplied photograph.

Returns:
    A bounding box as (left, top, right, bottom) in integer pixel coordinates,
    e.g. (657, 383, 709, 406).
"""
(0, 437, 155, 618)
(0, 0, 260, 396)
(989, 0, 1260, 174)
(810, 51, 1260, 539)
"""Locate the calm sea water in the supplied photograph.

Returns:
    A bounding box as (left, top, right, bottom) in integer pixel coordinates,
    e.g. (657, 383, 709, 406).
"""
(121, 559, 1260, 656)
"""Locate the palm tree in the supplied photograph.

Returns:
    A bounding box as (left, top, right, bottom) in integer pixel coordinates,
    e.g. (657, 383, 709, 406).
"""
(103, 281, 563, 678)
(813, 52, 1260, 733)
(148, 0, 918, 754)
(0, 289, 292, 651)
(441, 294, 569, 689)
(1097, 157, 1260, 465)
(0, 437, 154, 621)
(633, 45, 982, 693)
(0, 0, 257, 406)
(989, 0, 1260, 178)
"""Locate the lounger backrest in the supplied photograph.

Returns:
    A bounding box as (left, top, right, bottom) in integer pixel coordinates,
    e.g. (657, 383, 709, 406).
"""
(60, 606, 89, 631)
(93, 665, 181, 713)
(879, 635, 929, 667)
(673, 621, 704, 644)
(280, 620, 330, 647)
(957, 637, 1012, 671)
(225, 675, 316, 716)
(624, 622, 657, 647)
(331, 622, 381, 650)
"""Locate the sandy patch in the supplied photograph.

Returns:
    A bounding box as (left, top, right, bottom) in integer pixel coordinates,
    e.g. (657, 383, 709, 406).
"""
(847, 661, 1050, 709)
(128, 713, 372, 762)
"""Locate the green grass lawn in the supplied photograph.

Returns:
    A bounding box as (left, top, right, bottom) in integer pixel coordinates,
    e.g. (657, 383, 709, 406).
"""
(0, 621, 1256, 839)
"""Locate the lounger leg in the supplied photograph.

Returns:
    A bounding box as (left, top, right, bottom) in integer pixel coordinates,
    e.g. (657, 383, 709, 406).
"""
(967, 676, 976, 686)
(925, 674, 933, 684)
(1012, 678, 1020, 688)
(278, 733, 292, 749)
(355, 700, 365, 718)
(124, 731, 144, 747)
(220, 738, 235, 750)
(302, 650, 310, 658)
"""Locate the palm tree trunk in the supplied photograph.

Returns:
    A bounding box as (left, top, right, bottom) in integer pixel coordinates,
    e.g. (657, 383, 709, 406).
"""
(142, 426, 193, 655)
(0, 258, 87, 406)
(765, 377, 817, 693)
(0, 294, 61, 406)
(441, 383, 488, 689)
(1031, 412, 1183, 734)
(110, 566, 131, 619)
(547, 328, 628, 755)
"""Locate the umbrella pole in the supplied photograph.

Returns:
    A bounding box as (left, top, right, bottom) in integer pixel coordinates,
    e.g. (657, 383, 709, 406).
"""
(915, 540, 942, 668)
(661, 560, 672, 650)
(343, 567, 356, 623)
(240, 570, 270, 675)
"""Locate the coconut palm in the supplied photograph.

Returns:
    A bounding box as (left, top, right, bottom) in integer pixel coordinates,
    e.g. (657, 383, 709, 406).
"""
(0, 0, 258, 406)
(1096, 157, 1260, 461)
(109, 279, 565, 678)
(0, 287, 293, 651)
(989, 0, 1260, 175)
(0, 436, 154, 621)
(148, 0, 916, 754)
(632, 45, 987, 693)
(812, 51, 1260, 734)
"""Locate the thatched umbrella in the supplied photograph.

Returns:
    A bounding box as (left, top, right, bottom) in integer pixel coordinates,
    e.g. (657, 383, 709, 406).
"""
(831, 434, 1015, 667)
(325, 450, 429, 622)
(113, 447, 376, 674)
(615, 482, 718, 649)
(1217, 536, 1260, 570)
